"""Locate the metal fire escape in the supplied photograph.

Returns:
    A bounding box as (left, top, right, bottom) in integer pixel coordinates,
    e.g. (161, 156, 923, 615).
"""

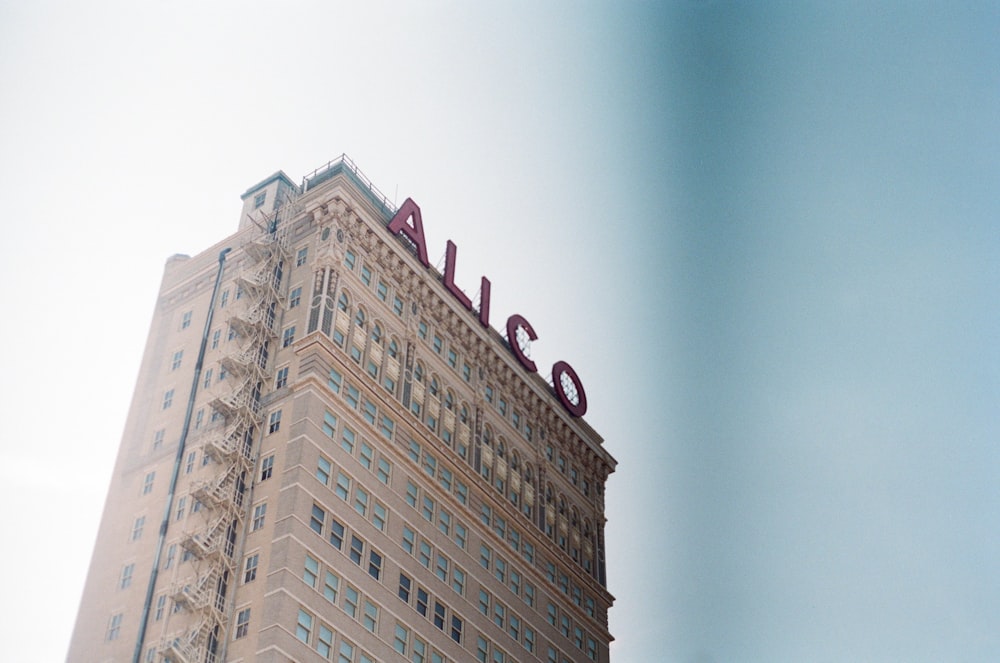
(159, 207, 290, 663)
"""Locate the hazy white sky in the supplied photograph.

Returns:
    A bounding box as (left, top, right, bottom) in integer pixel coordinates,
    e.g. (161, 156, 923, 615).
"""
(1, 2, 999, 661)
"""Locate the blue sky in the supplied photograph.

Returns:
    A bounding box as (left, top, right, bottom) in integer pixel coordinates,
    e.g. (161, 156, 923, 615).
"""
(1, 2, 999, 661)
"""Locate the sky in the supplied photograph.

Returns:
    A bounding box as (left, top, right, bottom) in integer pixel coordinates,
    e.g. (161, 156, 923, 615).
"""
(1, 2, 999, 661)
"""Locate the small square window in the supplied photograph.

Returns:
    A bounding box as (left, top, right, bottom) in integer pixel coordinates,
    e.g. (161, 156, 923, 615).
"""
(253, 192, 266, 209)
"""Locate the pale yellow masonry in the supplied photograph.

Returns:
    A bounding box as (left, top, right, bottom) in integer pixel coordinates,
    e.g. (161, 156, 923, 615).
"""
(68, 155, 616, 663)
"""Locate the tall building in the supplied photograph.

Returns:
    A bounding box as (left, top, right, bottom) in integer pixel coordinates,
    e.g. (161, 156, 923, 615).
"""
(68, 155, 616, 663)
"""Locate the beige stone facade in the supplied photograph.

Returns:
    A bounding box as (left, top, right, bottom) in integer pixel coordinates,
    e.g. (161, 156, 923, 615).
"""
(68, 156, 616, 663)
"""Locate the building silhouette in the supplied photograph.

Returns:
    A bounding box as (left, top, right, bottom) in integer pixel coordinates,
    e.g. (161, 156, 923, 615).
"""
(67, 156, 616, 663)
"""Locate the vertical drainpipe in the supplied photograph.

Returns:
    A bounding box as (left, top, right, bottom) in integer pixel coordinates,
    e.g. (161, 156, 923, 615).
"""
(132, 248, 232, 663)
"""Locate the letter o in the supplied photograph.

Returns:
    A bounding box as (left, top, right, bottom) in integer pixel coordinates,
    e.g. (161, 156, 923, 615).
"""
(552, 360, 587, 417)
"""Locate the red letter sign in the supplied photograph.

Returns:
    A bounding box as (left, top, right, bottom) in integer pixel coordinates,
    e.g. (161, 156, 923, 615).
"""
(552, 361, 587, 417)
(387, 198, 429, 267)
(506, 314, 538, 373)
(443, 240, 473, 310)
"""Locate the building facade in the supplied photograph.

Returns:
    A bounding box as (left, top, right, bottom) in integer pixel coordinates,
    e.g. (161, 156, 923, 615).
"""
(68, 155, 616, 663)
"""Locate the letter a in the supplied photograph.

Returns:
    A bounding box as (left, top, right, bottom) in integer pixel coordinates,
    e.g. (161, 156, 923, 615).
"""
(387, 198, 430, 267)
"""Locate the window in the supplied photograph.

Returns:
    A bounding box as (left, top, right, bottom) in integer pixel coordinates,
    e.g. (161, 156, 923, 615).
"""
(416, 587, 428, 616)
(560, 614, 571, 638)
(373, 502, 387, 531)
(176, 497, 187, 520)
(131, 516, 145, 541)
(395, 623, 410, 654)
(243, 554, 258, 583)
(343, 585, 359, 618)
(185, 452, 195, 474)
(171, 350, 183, 370)
(304, 555, 320, 587)
(448, 348, 458, 368)
(142, 472, 155, 495)
(203, 368, 213, 388)
(107, 613, 123, 641)
(393, 295, 404, 316)
(339, 640, 356, 663)
(398, 572, 412, 602)
(297, 247, 308, 266)
(120, 563, 134, 589)
(252, 503, 266, 531)
(329, 518, 345, 549)
(418, 540, 432, 568)
(345, 250, 356, 270)
(451, 614, 463, 643)
(220, 290, 229, 308)
(433, 601, 446, 629)
(341, 427, 355, 454)
(433, 335, 443, 354)
(322, 411, 338, 438)
(345, 384, 360, 409)
(405, 480, 418, 507)
(454, 522, 467, 549)
(296, 609, 313, 643)
(363, 399, 377, 425)
(268, 410, 281, 434)
(435, 553, 449, 582)
(253, 191, 266, 208)
(360, 442, 373, 469)
(181, 311, 192, 329)
(335, 472, 351, 500)
(418, 321, 428, 339)
(152, 429, 165, 450)
(361, 265, 372, 285)
(328, 368, 343, 394)
(463, 362, 472, 382)
(368, 550, 383, 580)
(162, 389, 174, 410)
(377, 457, 391, 484)
(165, 544, 176, 569)
(275, 366, 289, 389)
(211, 329, 221, 349)
(524, 582, 535, 607)
(402, 526, 415, 554)
(155, 594, 166, 621)
(290, 286, 302, 308)
(317, 456, 332, 485)
(324, 571, 340, 603)
(377, 280, 389, 302)
(235, 608, 250, 638)
(525, 627, 535, 653)
(195, 408, 204, 429)
(363, 599, 378, 632)
(282, 326, 296, 347)
(318, 625, 334, 658)
(509, 614, 521, 641)
(260, 455, 274, 481)
(310, 504, 325, 535)
(350, 535, 364, 565)
(452, 567, 466, 595)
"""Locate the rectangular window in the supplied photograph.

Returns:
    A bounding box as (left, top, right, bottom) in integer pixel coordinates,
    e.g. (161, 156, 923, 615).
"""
(523, 542, 535, 564)
(328, 515, 343, 548)
(405, 480, 418, 507)
(235, 608, 251, 638)
(451, 614, 463, 643)
(560, 614, 571, 638)
(260, 454, 274, 481)
(131, 516, 145, 541)
(171, 350, 183, 370)
(363, 599, 378, 632)
(478, 588, 490, 616)
(525, 582, 536, 607)
(318, 625, 334, 658)
(435, 553, 449, 582)
(493, 602, 506, 629)
(438, 509, 451, 536)
(152, 429, 165, 450)
(341, 427, 356, 454)
(297, 247, 308, 266)
(451, 567, 466, 595)
(586, 637, 598, 660)
(510, 570, 521, 595)
(402, 526, 415, 554)
(480, 544, 491, 570)
(379, 414, 395, 440)
(343, 585, 359, 618)
(335, 472, 350, 500)
(165, 544, 176, 569)
(290, 286, 302, 308)
(398, 572, 412, 603)
(328, 368, 343, 394)
(495, 557, 507, 583)
(253, 192, 266, 208)
(455, 522, 467, 549)
(509, 614, 521, 641)
(275, 366, 289, 389)
(373, 501, 387, 531)
(525, 627, 536, 653)
(244, 554, 258, 583)
(456, 480, 468, 505)
(377, 280, 389, 302)
(418, 321, 428, 340)
(368, 549, 383, 580)
(418, 540, 432, 568)
(345, 384, 360, 409)
(359, 442, 374, 469)
(363, 399, 377, 425)
(361, 265, 372, 286)
(416, 587, 428, 616)
(195, 408, 203, 429)
(422, 495, 435, 522)
(354, 487, 369, 517)
(350, 535, 364, 565)
(268, 410, 282, 433)
(181, 311, 192, 329)
(324, 570, 340, 603)
(377, 457, 391, 484)
(107, 613, 123, 641)
(317, 456, 332, 485)
(296, 609, 313, 643)
(393, 295, 404, 316)
(395, 623, 409, 654)
(155, 594, 166, 621)
(120, 563, 134, 589)
(282, 326, 296, 347)
(176, 496, 186, 520)
(142, 471, 155, 495)
(162, 389, 174, 409)
(304, 556, 319, 587)
(574, 626, 584, 649)
(220, 290, 229, 308)
(310, 504, 325, 534)
(211, 329, 221, 349)
(252, 503, 266, 531)
(433, 601, 446, 629)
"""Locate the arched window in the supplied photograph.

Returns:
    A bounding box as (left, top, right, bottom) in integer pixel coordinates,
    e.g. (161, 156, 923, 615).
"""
(371, 324, 382, 345)
(444, 390, 454, 410)
(429, 376, 439, 398)
(355, 308, 366, 328)
(388, 339, 399, 358)
(337, 293, 349, 312)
